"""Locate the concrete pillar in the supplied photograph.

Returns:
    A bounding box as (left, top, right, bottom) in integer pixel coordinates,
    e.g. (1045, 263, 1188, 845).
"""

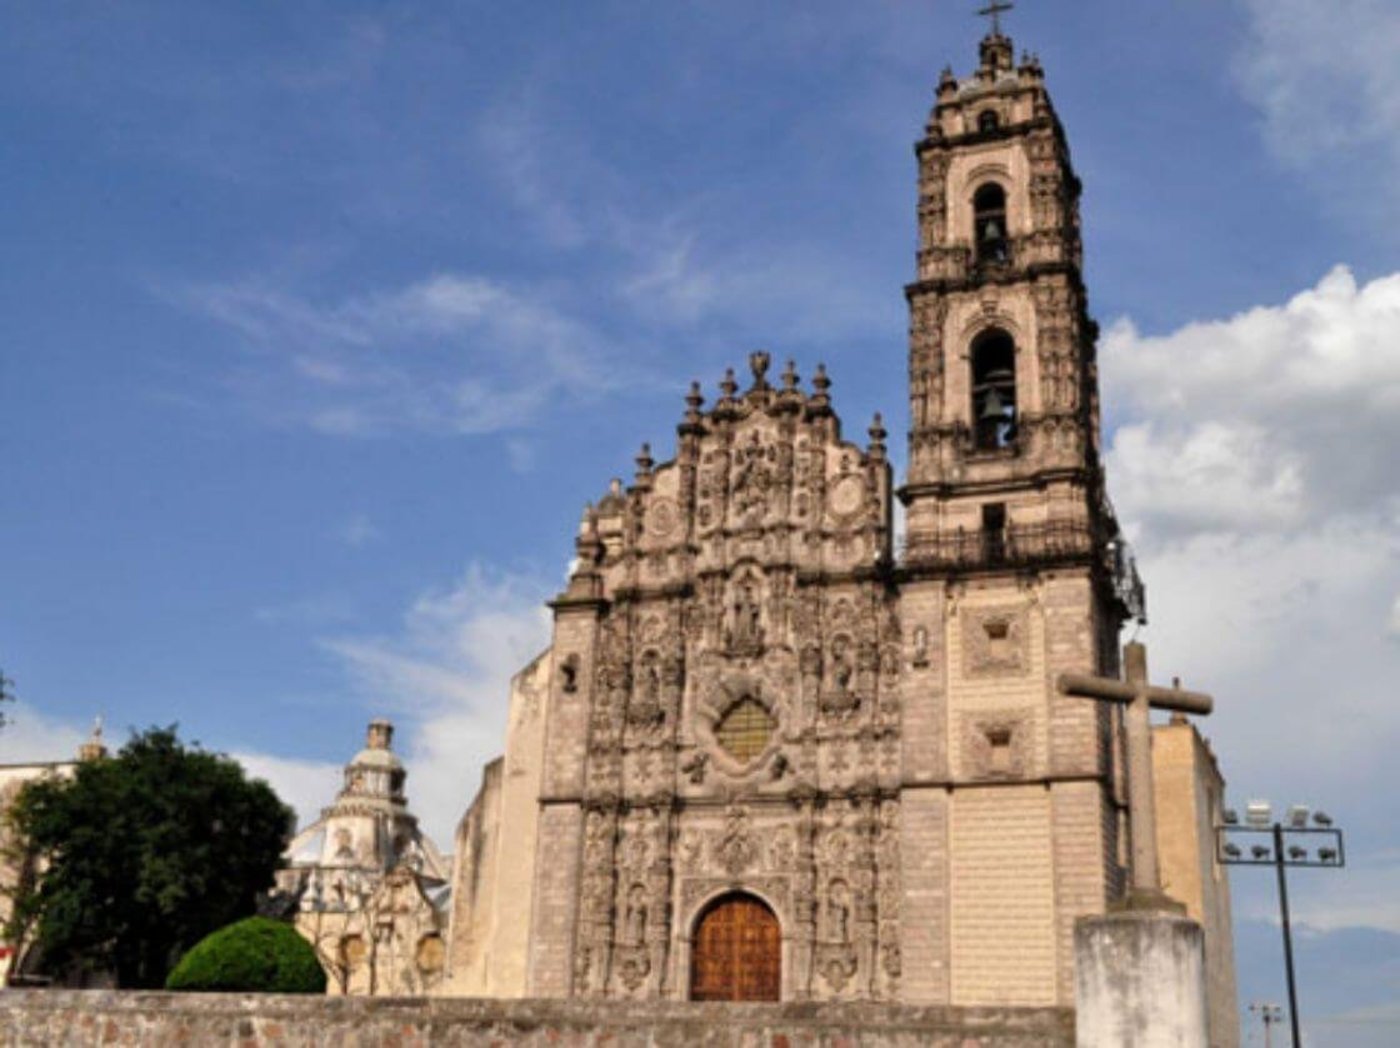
(1074, 911, 1208, 1048)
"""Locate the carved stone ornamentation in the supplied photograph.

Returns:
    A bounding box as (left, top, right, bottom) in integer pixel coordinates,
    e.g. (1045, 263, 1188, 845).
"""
(961, 605, 1030, 677)
(961, 710, 1034, 781)
(712, 806, 760, 877)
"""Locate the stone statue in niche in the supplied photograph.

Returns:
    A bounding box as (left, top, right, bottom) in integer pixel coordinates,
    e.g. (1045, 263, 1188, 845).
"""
(628, 652, 664, 728)
(821, 636, 859, 716)
(731, 432, 772, 523)
(623, 884, 648, 946)
(726, 575, 766, 657)
(824, 880, 851, 944)
(800, 644, 823, 719)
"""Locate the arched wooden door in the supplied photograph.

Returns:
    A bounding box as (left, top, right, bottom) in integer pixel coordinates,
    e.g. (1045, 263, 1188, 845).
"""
(690, 893, 781, 1002)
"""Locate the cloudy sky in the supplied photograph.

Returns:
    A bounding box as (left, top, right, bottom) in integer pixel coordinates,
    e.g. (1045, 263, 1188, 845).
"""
(2, 1, 1398, 1038)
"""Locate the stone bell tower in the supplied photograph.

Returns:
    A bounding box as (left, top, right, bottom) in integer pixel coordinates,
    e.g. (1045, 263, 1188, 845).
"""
(894, 24, 1144, 1006)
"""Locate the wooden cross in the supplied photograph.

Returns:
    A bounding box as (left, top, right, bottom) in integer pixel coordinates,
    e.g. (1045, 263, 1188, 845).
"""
(1058, 642, 1213, 909)
(977, 1, 1014, 35)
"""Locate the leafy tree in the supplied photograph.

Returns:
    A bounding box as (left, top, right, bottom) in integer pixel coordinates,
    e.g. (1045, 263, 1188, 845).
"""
(166, 916, 325, 993)
(6, 726, 293, 988)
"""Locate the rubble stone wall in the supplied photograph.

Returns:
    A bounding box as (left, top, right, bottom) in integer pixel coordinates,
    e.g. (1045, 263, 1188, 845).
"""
(1, 990, 1074, 1046)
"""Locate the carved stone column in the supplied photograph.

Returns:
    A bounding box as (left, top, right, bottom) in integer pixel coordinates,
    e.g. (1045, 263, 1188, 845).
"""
(574, 804, 619, 997)
(852, 797, 879, 998)
(790, 796, 818, 999)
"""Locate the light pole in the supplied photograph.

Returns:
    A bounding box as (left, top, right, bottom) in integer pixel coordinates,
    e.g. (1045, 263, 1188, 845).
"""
(1249, 1002, 1284, 1048)
(1218, 801, 1345, 1048)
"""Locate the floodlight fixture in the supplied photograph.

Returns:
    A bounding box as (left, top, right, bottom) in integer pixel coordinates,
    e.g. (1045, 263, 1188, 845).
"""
(1222, 796, 1345, 1048)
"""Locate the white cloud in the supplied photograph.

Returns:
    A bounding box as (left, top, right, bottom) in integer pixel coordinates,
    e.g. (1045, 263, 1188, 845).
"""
(232, 751, 341, 834)
(174, 272, 631, 437)
(1389, 594, 1400, 640)
(1237, 0, 1400, 207)
(319, 563, 553, 845)
(1281, 850, 1400, 934)
(1105, 266, 1400, 534)
(1104, 265, 1400, 934)
(0, 703, 88, 766)
(1238, 0, 1400, 160)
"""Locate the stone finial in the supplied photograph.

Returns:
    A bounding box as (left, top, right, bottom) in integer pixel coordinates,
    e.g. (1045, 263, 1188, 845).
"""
(781, 359, 799, 392)
(719, 367, 739, 401)
(679, 380, 705, 434)
(367, 719, 394, 751)
(635, 444, 655, 486)
(78, 715, 107, 762)
(868, 412, 888, 459)
(809, 363, 832, 415)
(574, 504, 604, 566)
(748, 350, 772, 391)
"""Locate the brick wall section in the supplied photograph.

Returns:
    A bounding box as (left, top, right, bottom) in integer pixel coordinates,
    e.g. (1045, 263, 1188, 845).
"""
(526, 803, 584, 996)
(900, 580, 948, 782)
(1050, 781, 1107, 1004)
(949, 786, 1056, 1006)
(899, 786, 950, 1003)
(1040, 572, 1104, 780)
(0, 991, 1075, 1047)
(539, 610, 598, 801)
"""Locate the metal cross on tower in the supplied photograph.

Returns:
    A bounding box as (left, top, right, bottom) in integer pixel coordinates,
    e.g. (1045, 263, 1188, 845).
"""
(977, 1, 1014, 35)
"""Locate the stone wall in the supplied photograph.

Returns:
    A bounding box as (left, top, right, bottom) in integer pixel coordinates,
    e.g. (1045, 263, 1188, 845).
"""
(0, 991, 1074, 1046)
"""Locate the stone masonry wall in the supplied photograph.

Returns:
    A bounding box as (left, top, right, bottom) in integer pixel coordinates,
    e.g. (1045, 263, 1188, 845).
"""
(0, 991, 1074, 1047)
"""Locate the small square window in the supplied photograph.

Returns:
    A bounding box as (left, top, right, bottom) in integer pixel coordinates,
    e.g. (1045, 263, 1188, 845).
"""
(987, 728, 1013, 775)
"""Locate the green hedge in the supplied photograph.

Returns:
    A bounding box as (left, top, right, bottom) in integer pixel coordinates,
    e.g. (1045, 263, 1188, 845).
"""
(166, 916, 326, 994)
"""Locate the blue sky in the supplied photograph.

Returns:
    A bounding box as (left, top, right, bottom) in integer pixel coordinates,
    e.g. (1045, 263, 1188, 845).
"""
(3, 2, 1399, 1039)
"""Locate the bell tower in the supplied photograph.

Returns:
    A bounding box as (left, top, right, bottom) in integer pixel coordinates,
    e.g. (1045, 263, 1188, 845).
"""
(893, 21, 1144, 1006)
(903, 27, 1104, 531)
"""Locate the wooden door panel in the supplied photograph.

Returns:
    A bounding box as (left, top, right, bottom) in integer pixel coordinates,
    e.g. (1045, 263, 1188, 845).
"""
(691, 894, 780, 1002)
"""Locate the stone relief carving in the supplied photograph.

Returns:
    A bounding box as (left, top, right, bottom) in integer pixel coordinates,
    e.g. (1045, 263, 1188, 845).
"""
(712, 805, 760, 877)
(961, 604, 1030, 677)
(961, 710, 1034, 781)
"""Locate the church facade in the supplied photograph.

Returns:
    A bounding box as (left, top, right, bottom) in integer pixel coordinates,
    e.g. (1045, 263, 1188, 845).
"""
(444, 26, 1232, 1024)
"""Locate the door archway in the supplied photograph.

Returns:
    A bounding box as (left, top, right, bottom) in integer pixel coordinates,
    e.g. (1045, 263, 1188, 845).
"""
(689, 892, 781, 1002)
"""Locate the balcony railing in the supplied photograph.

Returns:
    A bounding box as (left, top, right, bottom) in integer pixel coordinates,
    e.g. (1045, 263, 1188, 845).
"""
(900, 519, 1147, 623)
(901, 520, 1096, 571)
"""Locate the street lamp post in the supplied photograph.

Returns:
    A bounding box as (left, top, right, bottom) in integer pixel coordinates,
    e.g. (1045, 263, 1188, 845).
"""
(1217, 801, 1345, 1048)
(1249, 1002, 1284, 1048)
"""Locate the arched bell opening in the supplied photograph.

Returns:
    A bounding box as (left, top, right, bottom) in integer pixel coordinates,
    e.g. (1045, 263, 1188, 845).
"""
(971, 329, 1018, 450)
(973, 182, 1009, 265)
(689, 891, 782, 1002)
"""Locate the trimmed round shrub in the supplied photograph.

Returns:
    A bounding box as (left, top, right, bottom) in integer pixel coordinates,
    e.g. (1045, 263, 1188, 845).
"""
(166, 916, 326, 993)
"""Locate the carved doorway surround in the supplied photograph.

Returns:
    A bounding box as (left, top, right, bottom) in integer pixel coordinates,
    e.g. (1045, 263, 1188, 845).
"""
(689, 892, 781, 1002)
